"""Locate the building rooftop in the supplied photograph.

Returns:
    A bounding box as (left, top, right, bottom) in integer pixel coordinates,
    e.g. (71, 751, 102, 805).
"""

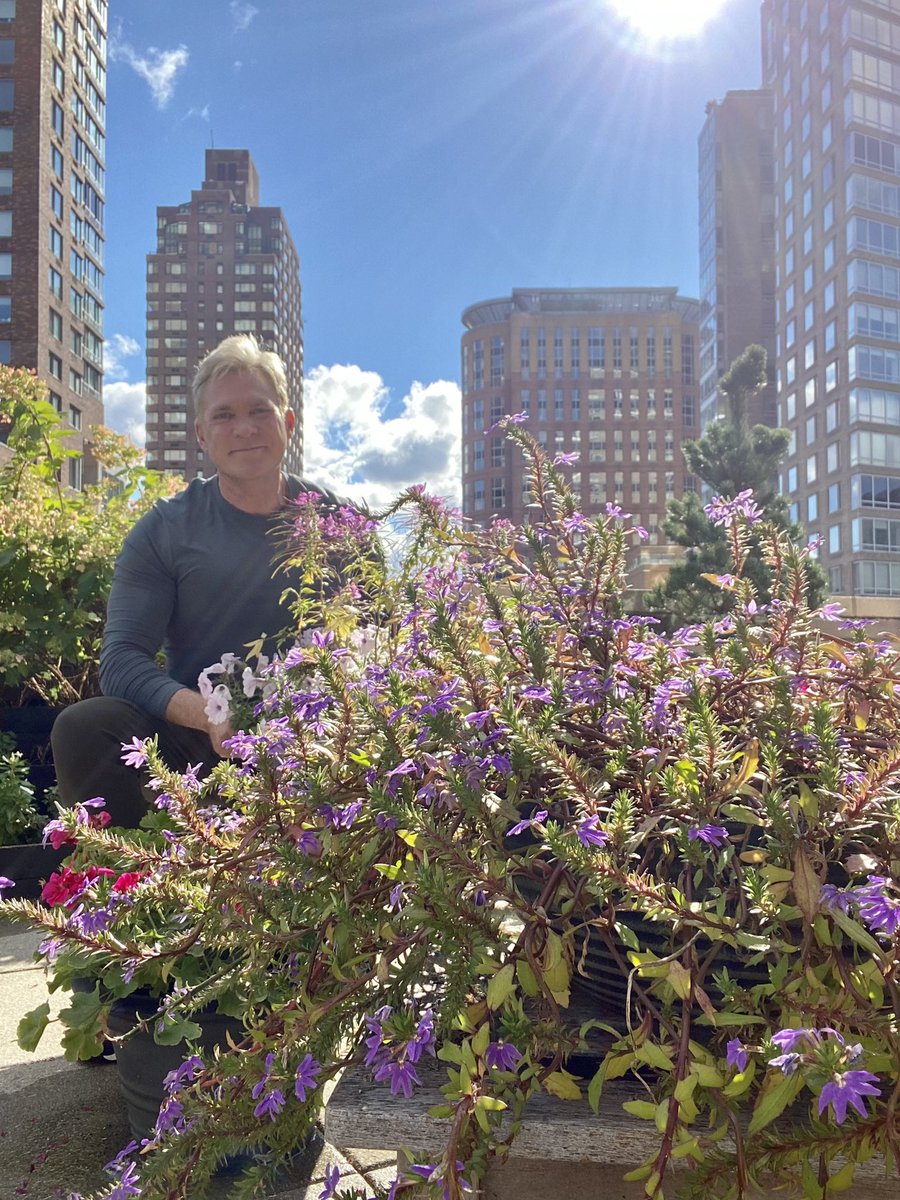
(462, 288, 699, 329)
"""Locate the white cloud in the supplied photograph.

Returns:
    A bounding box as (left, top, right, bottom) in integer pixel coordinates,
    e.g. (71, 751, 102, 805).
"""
(104, 333, 141, 382)
(103, 380, 147, 450)
(110, 41, 189, 109)
(229, 2, 259, 32)
(302, 365, 461, 510)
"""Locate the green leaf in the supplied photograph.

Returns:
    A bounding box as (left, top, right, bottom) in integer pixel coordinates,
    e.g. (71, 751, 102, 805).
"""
(826, 1161, 856, 1192)
(622, 1099, 658, 1119)
(57, 984, 103, 1030)
(153, 1016, 203, 1046)
(60, 1024, 105, 1062)
(830, 906, 885, 959)
(17, 1001, 50, 1052)
(486, 963, 516, 1011)
(475, 1095, 507, 1112)
(587, 1065, 606, 1114)
(544, 1070, 582, 1101)
(747, 1070, 804, 1135)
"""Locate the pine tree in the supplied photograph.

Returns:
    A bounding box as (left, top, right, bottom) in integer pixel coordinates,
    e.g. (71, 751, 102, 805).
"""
(645, 345, 828, 625)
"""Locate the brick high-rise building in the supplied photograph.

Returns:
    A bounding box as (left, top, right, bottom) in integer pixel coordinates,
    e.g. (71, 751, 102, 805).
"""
(0, 0, 107, 486)
(460, 288, 699, 588)
(698, 89, 776, 429)
(145, 148, 303, 478)
(763, 0, 900, 608)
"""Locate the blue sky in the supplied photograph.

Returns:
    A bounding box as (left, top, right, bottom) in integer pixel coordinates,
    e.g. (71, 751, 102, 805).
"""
(102, 0, 761, 502)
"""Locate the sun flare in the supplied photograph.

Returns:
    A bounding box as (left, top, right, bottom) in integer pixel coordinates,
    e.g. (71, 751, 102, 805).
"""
(604, 0, 727, 43)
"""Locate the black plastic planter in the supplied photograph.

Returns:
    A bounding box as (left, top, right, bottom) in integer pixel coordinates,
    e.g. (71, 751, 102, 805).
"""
(0, 840, 67, 900)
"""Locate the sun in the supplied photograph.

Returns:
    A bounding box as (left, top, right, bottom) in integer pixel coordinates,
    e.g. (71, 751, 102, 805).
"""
(604, 0, 727, 44)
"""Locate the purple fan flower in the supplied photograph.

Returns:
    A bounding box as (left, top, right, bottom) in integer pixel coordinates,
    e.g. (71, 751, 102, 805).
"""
(389, 883, 405, 910)
(104, 1141, 140, 1173)
(688, 824, 729, 849)
(507, 809, 548, 837)
(820, 883, 852, 913)
(818, 1070, 881, 1124)
(520, 685, 552, 703)
(163, 1054, 204, 1095)
(605, 502, 631, 519)
(576, 817, 609, 849)
(0, 876, 14, 893)
(634, 525, 649, 540)
(726, 1038, 748, 1073)
(553, 451, 580, 466)
(319, 1163, 341, 1200)
(120, 737, 148, 769)
(294, 1052, 322, 1102)
(374, 1059, 421, 1098)
(155, 1096, 187, 1135)
(817, 602, 845, 621)
(485, 1041, 522, 1072)
(108, 1160, 142, 1199)
(254, 1086, 286, 1121)
(853, 876, 900, 936)
(769, 1051, 801, 1074)
(562, 512, 589, 533)
(704, 489, 762, 529)
(771, 1028, 813, 1053)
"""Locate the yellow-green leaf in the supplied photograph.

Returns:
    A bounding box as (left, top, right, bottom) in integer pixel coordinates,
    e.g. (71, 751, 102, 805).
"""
(666, 960, 692, 1000)
(690, 1062, 725, 1089)
(516, 960, 539, 996)
(486, 963, 516, 1011)
(475, 1095, 507, 1112)
(636, 1041, 674, 1071)
(544, 1070, 582, 1101)
(622, 1099, 658, 1120)
(472, 1022, 490, 1058)
(747, 1070, 804, 1135)
(826, 1161, 857, 1192)
(793, 845, 822, 925)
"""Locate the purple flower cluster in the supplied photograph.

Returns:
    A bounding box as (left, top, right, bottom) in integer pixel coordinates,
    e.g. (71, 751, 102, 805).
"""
(766, 1028, 882, 1124)
(703, 488, 763, 529)
(820, 875, 900, 936)
(364, 1004, 435, 1098)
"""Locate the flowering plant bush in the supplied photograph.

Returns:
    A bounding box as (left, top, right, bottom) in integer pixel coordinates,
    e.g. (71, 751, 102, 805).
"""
(0, 365, 179, 704)
(3, 425, 899, 1199)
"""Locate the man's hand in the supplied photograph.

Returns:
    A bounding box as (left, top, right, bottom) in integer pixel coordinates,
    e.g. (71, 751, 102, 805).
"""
(209, 718, 235, 758)
(164, 688, 234, 758)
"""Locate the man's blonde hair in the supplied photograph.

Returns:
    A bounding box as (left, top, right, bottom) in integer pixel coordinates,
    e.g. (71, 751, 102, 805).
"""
(193, 335, 289, 415)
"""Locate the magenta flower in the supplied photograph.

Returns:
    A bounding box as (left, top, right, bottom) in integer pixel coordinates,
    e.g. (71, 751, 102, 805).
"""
(818, 1070, 881, 1124)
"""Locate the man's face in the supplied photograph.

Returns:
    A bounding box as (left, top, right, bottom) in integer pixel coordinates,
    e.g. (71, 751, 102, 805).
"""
(195, 369, 294, 482)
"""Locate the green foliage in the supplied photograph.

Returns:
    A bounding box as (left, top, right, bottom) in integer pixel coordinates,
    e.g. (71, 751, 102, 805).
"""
(0, 730, 41, 844)
(647, 346, 828, 624)
(0, 365, 180, 703)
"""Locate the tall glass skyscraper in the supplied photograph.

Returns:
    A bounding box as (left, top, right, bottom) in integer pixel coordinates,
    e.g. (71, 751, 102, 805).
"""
(763, 0, 900, 601)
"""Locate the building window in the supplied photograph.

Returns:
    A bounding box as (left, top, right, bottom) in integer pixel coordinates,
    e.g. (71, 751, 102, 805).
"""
(0, 37, 13, 63)
(69, 404, 81, 429)
(49, 225, 63, 258)
(49, 308, 62, 340)
(829, 525, 840, 555)
(0, 80, 12, 111)
(69, 455, 83, 491)
(0, 2, 15, 21)
(829, 483, 840, 513)
(0, 296, 8, 322)
(0, 167, 10, 195)
(49, 353, 62, 380)
(51, 99, 63, 136)
(473, 479, 485, 512)
(51, 145, 62, 177)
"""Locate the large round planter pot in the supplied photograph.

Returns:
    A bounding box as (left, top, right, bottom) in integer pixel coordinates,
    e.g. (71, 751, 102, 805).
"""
(108, 992, 244, 1140)
(0, 840, 67, 900)
(513, 873, 768, 1028)
(0, 705, 61, 758)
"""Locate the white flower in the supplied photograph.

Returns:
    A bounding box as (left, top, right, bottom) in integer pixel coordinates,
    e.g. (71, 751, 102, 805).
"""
(205, 684, 231, 725)
(349, 625, 378, 659)
(242, 667, 259, 698)
(197, 671, 214, 699)
(220, 652, 238, 675)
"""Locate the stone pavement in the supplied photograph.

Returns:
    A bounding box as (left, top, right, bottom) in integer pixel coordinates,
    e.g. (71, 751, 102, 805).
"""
(0, 918, 394, 1200)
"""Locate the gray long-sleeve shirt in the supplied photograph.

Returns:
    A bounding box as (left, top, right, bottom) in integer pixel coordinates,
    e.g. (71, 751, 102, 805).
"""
(99, 474, 332, 719)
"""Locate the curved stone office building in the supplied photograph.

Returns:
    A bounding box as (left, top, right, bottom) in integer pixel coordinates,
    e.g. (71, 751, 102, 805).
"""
(460, 288, 700, 587)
